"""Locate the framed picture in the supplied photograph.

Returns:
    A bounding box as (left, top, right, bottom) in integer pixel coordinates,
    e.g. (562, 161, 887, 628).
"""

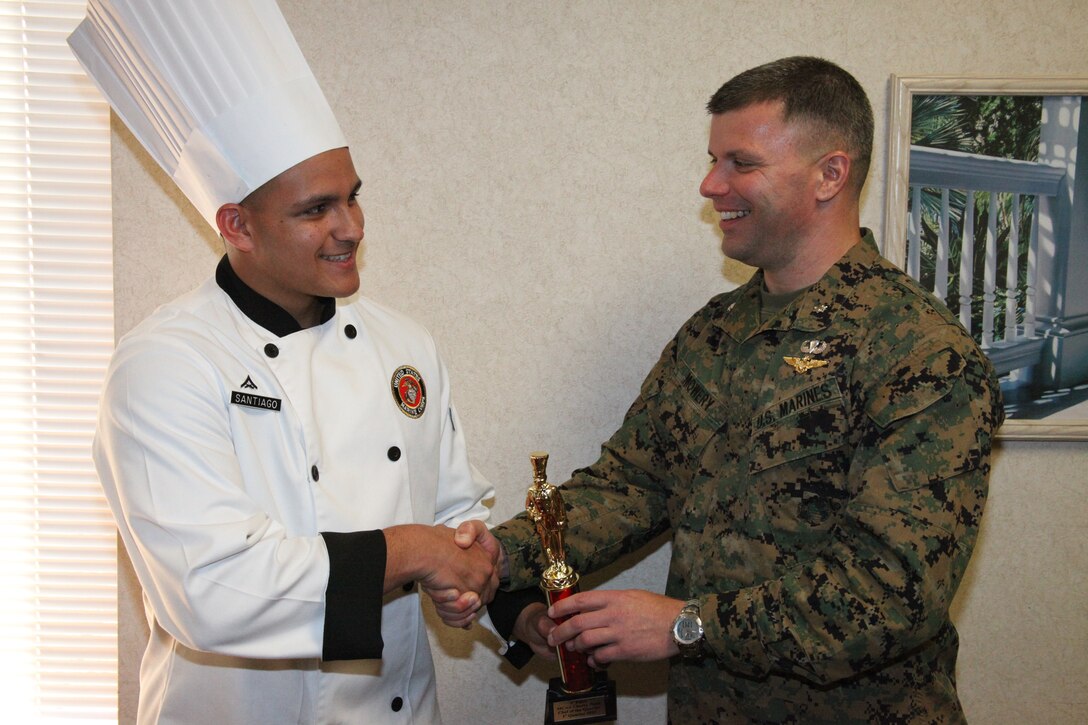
(882, 75, 1088, 441)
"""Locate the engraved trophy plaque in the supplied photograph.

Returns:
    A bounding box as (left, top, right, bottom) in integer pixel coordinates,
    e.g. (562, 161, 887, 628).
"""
(527, 452, 617, 724)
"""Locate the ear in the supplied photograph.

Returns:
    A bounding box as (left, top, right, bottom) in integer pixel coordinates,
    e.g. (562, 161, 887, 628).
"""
(815, 151, 851, 202)
(216, 203, 255, 252)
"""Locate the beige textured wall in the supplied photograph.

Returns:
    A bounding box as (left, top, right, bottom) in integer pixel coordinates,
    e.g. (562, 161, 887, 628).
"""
(109, 1, 1088, 722)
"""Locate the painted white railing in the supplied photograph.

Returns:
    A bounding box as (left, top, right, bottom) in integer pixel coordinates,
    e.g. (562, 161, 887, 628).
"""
(906, 145, 1065, 373)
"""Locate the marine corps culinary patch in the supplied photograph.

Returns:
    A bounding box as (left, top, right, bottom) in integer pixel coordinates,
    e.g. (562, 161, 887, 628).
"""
(391, 365, 427, 418)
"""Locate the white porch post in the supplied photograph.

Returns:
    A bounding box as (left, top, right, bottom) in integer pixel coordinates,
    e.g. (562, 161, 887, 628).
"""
(1034, 96, 1088, 390)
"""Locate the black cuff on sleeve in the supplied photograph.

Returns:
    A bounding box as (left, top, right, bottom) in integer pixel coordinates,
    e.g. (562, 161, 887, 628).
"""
(320, 530, 386, 661)
(488, 586, 547, 669)
(503, 640, 534, 669)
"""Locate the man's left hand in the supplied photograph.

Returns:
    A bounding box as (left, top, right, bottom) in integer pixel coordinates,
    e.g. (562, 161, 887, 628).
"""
(546, 589, 684, 667)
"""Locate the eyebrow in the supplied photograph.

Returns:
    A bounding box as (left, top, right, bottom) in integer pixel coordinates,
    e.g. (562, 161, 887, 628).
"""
(708, 150, 747, 160)
(292, 179, 362, 211)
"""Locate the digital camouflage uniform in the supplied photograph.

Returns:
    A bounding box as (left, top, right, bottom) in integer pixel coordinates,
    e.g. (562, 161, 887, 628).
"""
(492, 230, 1003, 724)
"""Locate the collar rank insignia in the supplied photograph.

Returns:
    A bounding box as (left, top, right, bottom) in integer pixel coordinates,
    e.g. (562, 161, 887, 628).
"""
(785, 339, 830, 374)
(391, 365, 427, 419)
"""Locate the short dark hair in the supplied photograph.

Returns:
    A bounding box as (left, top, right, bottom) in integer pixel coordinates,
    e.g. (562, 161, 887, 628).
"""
(707, 56, 874, 193)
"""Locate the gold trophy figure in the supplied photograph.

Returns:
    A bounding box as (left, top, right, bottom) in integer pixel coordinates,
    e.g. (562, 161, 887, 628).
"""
(527, 455, 577, 590)
(527, 452, 617, 725)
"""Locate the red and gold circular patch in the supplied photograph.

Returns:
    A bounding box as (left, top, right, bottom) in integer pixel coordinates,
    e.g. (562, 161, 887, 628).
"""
(391, 365, 427, 418)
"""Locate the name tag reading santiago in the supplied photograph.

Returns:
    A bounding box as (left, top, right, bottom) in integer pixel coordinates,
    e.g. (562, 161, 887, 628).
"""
(231, 391, 282, 411)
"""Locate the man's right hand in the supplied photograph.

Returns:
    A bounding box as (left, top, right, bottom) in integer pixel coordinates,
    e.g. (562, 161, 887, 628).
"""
(426, 520, 507, 628)
(383, 524, 499, 618)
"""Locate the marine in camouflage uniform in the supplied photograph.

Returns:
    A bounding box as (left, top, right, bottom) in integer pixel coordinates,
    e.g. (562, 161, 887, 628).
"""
(491, 228, 1003, 723)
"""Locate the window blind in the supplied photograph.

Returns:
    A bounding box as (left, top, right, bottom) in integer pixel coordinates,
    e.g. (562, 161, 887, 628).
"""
(0, 1, 116, 721)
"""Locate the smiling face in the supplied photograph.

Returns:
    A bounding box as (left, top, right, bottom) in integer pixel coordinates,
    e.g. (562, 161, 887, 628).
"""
(699, 101, 828, 277)
(227, 147, 364, 326)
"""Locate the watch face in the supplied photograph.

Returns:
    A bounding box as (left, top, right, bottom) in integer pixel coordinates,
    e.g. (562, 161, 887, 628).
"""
(676, 617, 701, 644)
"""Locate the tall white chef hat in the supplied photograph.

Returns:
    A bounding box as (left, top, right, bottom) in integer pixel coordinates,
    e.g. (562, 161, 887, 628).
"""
(68, 0, 347, 230)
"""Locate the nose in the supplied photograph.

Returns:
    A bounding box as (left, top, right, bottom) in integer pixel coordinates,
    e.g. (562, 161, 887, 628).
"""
(336, 202, 364, 243)
(699, 164, 727, 199)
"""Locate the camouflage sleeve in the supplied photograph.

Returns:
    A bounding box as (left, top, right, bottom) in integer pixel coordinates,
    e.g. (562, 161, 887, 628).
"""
(493, 338, 683, 590)
(701, 328, 1002, 684)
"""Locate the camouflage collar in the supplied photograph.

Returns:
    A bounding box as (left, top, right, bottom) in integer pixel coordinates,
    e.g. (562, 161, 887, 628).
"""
(717, 228, 880, 339)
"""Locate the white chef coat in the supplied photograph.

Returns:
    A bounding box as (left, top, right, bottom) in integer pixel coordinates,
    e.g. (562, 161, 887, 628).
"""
(94, 265, 493, 724)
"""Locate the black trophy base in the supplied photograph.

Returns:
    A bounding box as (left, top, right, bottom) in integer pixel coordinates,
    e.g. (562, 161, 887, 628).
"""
(544, 672, 617, 724)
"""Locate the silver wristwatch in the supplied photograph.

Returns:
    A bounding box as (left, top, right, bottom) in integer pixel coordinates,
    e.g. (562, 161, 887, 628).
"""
(671, 599, 704, 656)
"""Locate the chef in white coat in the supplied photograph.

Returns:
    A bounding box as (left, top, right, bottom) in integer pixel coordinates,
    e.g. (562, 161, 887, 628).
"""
(69, 1, 496, 722)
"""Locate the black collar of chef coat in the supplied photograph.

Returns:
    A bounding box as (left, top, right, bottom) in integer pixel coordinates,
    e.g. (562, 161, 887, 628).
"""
(215, 255, 336, 337)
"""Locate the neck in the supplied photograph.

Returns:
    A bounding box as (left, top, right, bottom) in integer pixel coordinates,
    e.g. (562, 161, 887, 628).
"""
(220, 253, 330, 334)
(292, 302, 325, 329)
(763, 210, 861, 294)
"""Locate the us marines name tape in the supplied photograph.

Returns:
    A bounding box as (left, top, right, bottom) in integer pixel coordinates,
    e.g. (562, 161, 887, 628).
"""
(753, 379, 838, 430)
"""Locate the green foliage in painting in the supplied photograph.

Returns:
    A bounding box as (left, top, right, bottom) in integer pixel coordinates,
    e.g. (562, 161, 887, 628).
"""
(908, 95, 1042, 343)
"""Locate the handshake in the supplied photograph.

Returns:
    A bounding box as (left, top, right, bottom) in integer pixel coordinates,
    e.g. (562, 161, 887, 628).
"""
(385, 520, 503, 627)
(391, 518, 683, 669)
(384, 520, 557, 659)
(422, 520, 503, 628)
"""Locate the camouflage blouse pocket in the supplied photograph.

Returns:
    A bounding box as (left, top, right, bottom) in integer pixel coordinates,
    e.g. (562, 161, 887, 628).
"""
(865, 345, 983, 493)
(648, 362, 728, 468)
(745, 376, 853, 534)
(749, 376, 850, 472)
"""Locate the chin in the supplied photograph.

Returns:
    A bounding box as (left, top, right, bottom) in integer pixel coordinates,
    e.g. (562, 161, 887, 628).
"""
(330, 273, 361, 297)
(335, 283, 361, 299)
(720, 241, 752, 264)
